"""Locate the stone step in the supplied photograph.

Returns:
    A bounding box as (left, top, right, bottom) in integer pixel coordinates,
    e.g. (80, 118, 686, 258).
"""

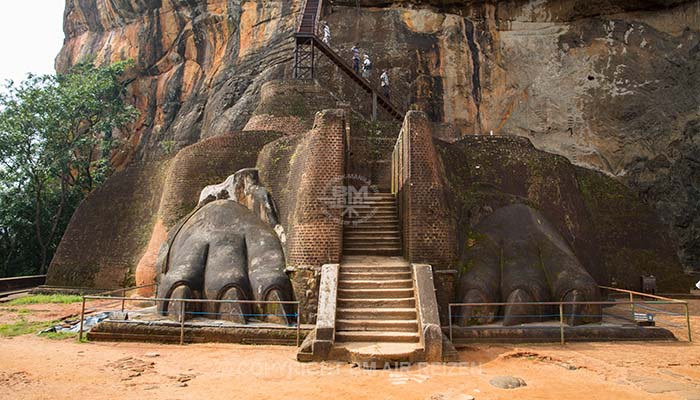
(336, 307, 417, 320)
(338, 297, 415, 308)
(352, 205, 397, 214)
(349, 220, 399, 226)
(336, 319, 418, 332)
(343, 243, 401, 250)
(341, 265, 411, 273)
(344, 228, 400, 235)
(339, 271, 412, 281)
(343, 248, 402, 256)
(338, 279, 413, 289)
(358, 193, 395, 198)
(346, 219, 399, 225)
(335, 331, 420, 343)
(343, 245, 402, 250)
(346, 202, 396, 207)
(338, 288, 414, 299)
(345, 225, 400, 231)
(351, 213, 397, 219)
(343, 236, 401, 242)
(351, 203, 396, 208)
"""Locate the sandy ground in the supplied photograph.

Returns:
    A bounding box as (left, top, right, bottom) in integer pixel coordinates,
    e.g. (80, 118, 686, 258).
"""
(1, 301, 699, 400)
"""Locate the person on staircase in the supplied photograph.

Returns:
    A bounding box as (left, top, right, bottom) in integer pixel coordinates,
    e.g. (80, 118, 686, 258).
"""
(322, 22, 331, 45)
(351, 44, 360, 74)
(362, 54, 372, 80)
(380, 69, 390, 102)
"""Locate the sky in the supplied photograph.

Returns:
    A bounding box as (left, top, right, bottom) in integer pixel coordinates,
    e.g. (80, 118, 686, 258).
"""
(0, 1, 65, 87)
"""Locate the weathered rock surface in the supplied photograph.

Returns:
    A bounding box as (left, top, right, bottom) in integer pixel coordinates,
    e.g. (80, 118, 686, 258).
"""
(438, 135, 691, 291)
(50, 0, 698, 291)
(489, 375, 527, 389)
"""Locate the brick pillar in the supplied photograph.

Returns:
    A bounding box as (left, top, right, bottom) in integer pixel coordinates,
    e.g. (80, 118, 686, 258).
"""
(393, 111, 457, 324)
(401, 111, 457, 269)
(287, 109, 346, 268)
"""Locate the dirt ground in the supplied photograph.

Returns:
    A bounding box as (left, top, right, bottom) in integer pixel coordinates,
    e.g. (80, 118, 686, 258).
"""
(1, 300, 699, 400)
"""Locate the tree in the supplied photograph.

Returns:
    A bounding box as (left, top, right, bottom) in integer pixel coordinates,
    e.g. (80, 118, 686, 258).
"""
(0, 61, 137, 276)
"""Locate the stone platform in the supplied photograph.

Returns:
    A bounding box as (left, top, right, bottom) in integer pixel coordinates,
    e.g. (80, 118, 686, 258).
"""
(447, 322, 676, 344)
(87, 307, 311, 345)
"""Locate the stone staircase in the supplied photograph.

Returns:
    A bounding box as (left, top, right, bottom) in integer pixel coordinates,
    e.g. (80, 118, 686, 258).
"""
(331, 256, 422, 366)
(343, 192, 401, 256)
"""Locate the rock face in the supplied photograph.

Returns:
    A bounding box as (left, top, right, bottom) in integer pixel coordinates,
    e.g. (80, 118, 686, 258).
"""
(51, 0, 698, 292)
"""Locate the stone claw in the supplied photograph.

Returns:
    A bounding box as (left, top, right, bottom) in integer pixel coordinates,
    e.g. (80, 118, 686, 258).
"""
(457, 288, 497, 326)
(503, 288, 544, 326)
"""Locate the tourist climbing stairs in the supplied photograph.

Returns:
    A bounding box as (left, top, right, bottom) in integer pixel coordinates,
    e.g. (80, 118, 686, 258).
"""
(294, 0, 404, 121)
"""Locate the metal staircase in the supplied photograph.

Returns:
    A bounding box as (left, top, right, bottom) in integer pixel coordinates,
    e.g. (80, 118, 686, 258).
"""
(293, 0, 404, 121)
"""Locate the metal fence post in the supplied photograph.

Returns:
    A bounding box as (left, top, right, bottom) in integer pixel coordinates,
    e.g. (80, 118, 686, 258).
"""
(686, 303, 692, 342)
(179, 301, 185, 346)
(559, 303, 565, 345)
(296, 303, 301, 347)
(121, 288, 126, 313)
(448, 304, 453, 342)
(78, 296, 86, 342)
(629, 292, 635, 322)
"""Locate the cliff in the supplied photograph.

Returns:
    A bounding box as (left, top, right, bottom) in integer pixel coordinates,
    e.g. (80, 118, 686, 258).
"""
(54, 0, 698, 275)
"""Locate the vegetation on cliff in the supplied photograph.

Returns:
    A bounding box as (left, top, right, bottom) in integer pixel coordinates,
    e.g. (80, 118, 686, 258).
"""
(0, 61, 137, 277)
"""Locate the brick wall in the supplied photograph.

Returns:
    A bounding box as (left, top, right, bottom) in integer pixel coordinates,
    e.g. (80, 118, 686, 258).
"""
(392, 111, 457, 269)
(286, 110, 346, 267)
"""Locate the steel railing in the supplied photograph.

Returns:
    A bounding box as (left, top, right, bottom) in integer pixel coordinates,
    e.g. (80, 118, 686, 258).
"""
(78, 291, 301, 346)
(448, 293, 692, 344)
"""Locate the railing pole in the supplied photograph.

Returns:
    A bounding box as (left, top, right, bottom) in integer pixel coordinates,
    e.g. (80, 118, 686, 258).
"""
(296, 303, 301, 347)
(686, 302, 692, 342)
(372, 93, 378, 121)
(629, 292, 635, 322)
(559, 303, 565, 345)
(78, 296, 86, 342)
(121, 288, 126, 313)
(179, 301, 186, 346)
(448, 304, 453, 342)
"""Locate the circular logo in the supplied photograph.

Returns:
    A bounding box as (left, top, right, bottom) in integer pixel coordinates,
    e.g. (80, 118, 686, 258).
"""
(319, 174, 379, 226)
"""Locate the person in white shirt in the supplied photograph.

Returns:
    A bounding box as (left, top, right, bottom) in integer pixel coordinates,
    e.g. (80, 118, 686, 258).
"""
(362, 55, 372, 79)
(380, 69, 390, 101)
(322, 22, 331, 45)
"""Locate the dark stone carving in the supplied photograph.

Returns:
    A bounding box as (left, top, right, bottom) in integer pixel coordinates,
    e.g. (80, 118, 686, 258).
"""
(156, 171, 294, 324)
(456, 204, 602, 327)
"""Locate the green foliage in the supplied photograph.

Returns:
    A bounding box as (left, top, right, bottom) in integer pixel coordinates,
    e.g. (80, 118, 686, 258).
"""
(6, 294, 83, 306)
(0, 61, 138, 277)
(0, 318, 56, 337)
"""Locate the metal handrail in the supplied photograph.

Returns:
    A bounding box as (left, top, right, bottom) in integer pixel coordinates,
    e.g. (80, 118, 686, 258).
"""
(296, 0, 309, 32)
(78, 295, 302, 346)
(598, 285, 684, 302)
(448, 298, 692, 344)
